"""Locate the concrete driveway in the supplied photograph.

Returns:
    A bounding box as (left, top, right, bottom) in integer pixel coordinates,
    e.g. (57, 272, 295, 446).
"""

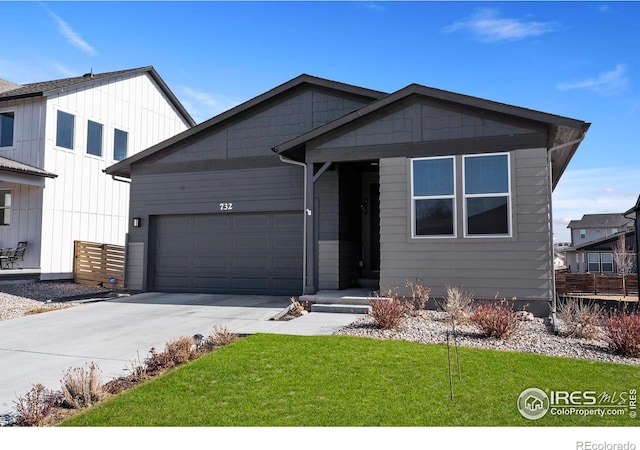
(0, 292, 362, 417)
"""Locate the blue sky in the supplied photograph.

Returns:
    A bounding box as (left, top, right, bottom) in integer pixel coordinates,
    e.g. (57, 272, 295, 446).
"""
(1, 1, 639, 242)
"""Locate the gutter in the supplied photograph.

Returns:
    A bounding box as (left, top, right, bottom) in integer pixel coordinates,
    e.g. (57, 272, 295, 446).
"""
(273, 149, 309, 295)
(548, 136, 585, 333)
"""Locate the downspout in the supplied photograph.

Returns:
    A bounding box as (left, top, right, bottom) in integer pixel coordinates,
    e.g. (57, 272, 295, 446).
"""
(548, 136, 585, 333)
(275, 151, 309, 295)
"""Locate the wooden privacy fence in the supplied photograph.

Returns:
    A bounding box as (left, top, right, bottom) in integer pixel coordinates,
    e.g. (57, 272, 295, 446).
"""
(74, 240, 125, 290)
(556, 273, 638, 296)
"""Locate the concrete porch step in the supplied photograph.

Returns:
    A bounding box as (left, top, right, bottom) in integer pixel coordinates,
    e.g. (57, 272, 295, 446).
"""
(310, 303, 371, 314)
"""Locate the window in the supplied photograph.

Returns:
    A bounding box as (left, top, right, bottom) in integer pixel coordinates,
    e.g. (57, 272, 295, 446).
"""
(579, 229, 586, 239)
(86, 120, 103, 156)
(56, 110, 75, 149)
(113, 128, 128, 161)
(0, 190, 11, 226)
(0, 112, 14, 147)
(601, 253, 614, 272)
(463, 153, 510, 236)
(611, 228, 618, 234)
(587, 253, 600, 272)
(411, 157, 455, 237)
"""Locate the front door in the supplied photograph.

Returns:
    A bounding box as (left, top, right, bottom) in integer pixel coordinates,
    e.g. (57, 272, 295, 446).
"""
(361, 172, 380, 279)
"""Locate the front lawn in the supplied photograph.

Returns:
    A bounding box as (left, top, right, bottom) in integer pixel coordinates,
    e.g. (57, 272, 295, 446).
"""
(60, 334, 639, 426)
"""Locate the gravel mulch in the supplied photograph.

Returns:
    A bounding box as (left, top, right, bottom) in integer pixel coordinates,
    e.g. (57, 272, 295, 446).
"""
(0, 282, 110, 322)
(335, 311, 640, 366)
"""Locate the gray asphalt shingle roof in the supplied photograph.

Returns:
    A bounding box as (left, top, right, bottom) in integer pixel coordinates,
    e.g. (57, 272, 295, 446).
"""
(0, 156, 57, 178)
(567, 213, 633, 229)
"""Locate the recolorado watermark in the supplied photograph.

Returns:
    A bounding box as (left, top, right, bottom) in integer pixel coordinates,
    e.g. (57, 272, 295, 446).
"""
(576, 442, 636, 450)
(517, 387, 637, 420)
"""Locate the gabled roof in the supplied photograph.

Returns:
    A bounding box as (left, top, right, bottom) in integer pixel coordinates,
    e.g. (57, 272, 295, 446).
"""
(567, 213, 633, 229)
(274, 83, 590, 189)
(0, 156, 57, 179)
(624, 195, 640, 221)
(106, 74, 386, 178)
(0, 78, 20, 94)
(0, 66, 195, 127)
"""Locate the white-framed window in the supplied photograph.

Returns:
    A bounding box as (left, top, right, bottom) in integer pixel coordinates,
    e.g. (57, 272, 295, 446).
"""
(113, 128, 128, 161)
(0, 189, 11, 226)
(587, 253, 601, 272)
(56, 110, 75, 150)
(463, 153, 511, 237)
(601, 253, 614, 272)
(611, 228, 618, 234)
(0, 111, 14, 147)
(87, 120, 103, 157)
(411, 156, 456, 238)
(579, 229, 586, 239)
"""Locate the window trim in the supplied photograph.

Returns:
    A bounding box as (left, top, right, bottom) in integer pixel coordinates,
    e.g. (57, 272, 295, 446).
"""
(0, 188, 12, 226)
(86, 119, 104, 157)
(112, 127, 129, 162)
(55, 109, 75, 150)
(462, 152, 512, 238)
(587, 252, 601, 273)
(0, 110, 15, 148)
(601, 252, 614, 273)
(410, 156, 457, 239)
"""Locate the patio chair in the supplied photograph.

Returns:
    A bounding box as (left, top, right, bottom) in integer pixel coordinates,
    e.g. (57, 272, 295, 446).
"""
(13, 241, 27, 268)
(0, 247, 17, 270)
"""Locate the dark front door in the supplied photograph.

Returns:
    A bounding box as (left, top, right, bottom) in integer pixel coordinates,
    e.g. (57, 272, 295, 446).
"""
(362, 172, 380, 279)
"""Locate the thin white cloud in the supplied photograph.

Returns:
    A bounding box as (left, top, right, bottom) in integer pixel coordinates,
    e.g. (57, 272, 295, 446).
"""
(557, 64, 630, 95)
(552, 167, 640, 242)
(178, 86, 241, 124)
(444, 8, 558, 42)
(43, 6, 96, 55)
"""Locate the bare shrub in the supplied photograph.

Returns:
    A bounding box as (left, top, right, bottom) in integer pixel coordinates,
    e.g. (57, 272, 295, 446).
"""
(166, 336, 196, 365)
(206, 324, 239, 349)
(290, 296, 306, 315)
(557, 297, 604, 339)
(439, 286, 474, 324)
(470, 300, 518, 339)
(60, 362, 104, 409)
(604, 309, 640, 358)
(369, 289, 408, 330)
(14, 383, 58, 426)
(406, 280, 430, 315)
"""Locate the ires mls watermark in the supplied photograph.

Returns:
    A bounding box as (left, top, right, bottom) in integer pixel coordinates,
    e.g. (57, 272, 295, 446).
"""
(517, 387, 637, 420)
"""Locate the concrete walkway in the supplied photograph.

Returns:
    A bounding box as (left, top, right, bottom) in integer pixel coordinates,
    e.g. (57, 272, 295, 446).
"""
(0, 292, 364, 416)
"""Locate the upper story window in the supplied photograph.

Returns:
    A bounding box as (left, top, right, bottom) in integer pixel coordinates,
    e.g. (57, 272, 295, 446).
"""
(579, 229, 586, 239)
(0, 189, 11, 226)
(0, 112, 14, 147)
(411, 157, 455, 237)
(113, 128, 128, 161)
(611, 228, 618, 234)
(56, 110, 75, 150)
(463, 153, 511, 236)
(87, 120, 103, 157)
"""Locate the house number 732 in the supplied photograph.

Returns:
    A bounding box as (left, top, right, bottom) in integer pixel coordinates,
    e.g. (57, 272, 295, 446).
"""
(219, 203, 233, 211)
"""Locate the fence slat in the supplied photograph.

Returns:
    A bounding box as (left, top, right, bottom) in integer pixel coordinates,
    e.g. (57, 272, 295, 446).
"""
(74, 240, 125, 289)
(556, 272, 638, 296)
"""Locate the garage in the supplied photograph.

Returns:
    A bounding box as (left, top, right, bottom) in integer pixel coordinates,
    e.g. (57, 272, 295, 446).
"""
(149, 212, 303, 295)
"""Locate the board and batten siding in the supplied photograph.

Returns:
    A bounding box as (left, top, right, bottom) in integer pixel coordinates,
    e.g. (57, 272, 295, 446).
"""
(379, 148, 553, 306)
(39, 72, 191, 277)
(0, 98, 47, 264)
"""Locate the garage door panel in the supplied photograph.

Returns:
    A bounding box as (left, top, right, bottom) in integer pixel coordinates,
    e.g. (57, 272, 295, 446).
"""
(193, 256, 227, 269)
(151, 212, 302, 295)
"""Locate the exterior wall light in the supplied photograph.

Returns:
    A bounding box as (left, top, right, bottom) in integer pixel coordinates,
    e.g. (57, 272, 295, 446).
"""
(132, 217, 141, 227)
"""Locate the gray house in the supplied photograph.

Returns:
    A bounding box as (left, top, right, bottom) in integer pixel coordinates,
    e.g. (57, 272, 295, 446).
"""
(567, 213, 633, 248)
(106, 74, 589, 315)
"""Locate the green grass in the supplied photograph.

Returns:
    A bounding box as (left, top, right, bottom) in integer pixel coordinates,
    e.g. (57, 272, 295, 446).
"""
(60, 334, 640, 426)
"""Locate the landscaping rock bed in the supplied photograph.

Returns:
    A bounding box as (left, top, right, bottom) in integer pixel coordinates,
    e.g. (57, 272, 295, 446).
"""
(0, 282, 111, 322)
(335, 311, 640, 366)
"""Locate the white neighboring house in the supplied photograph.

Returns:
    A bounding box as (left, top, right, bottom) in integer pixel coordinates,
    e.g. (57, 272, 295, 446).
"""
(0, 66, 195, 279)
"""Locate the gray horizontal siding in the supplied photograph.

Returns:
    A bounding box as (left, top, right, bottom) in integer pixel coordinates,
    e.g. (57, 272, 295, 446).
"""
(379, 148, 553, 303)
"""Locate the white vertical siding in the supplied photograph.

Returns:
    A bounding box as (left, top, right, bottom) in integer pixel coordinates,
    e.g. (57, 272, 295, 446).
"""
(39, 72, 190, 277)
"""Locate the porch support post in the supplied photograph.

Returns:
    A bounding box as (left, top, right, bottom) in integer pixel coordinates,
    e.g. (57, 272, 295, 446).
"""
(303, 162, 316, 295)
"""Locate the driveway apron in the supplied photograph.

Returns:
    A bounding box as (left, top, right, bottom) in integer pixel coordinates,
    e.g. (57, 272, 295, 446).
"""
(0, 293, 292, 416)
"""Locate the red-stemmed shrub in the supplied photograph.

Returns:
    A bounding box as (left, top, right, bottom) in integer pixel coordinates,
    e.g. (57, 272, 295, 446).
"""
(369, 290, 408, 330)
(470, 300, 518, 339)
(604, 309, 640, 358)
